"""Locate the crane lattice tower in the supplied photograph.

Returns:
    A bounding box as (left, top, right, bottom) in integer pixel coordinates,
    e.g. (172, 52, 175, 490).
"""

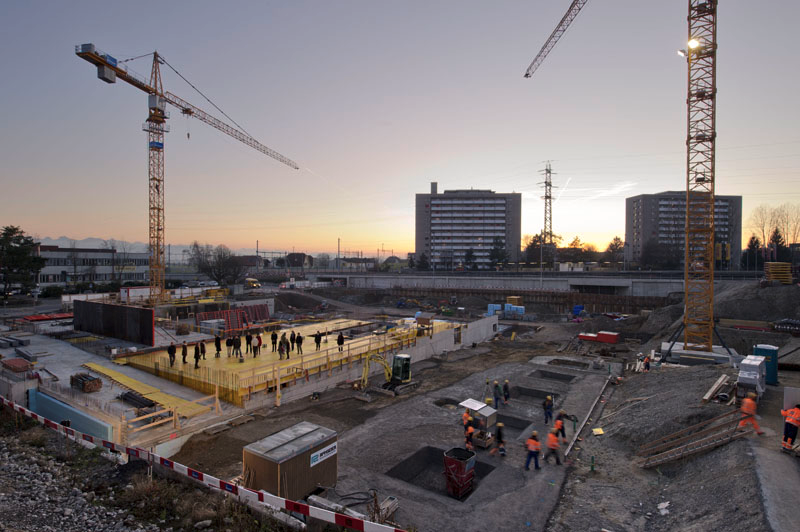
(683, 0, 718, 351)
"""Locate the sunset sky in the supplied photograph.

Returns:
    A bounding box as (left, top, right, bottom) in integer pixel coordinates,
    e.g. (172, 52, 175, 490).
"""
(1, 1, 798, 257)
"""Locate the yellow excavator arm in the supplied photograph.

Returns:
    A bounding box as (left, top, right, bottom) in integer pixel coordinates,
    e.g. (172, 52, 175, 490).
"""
(360, 353, 393, 390)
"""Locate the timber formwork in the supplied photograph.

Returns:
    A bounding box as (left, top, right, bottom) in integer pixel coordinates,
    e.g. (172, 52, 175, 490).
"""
(389, 287, 668, 315)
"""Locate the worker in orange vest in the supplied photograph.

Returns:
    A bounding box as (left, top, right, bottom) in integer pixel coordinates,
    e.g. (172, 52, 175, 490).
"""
(544, 428, 562, 465)
(464, 418, 475, 451)
(462, 409, 470, 432)
(738, 392, 765, 435)
(524, 431, 541, 471)
(780, 403, 800, 452)
(555, 410, 568, 445)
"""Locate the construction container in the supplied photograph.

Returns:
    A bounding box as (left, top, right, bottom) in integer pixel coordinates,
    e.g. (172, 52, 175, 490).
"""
(415, 312, 435, 326)
(506, 296, 523, 306)
(242, 422, 337, 501)
(753, 344, 779, 386)
(443, 448, 476, 499)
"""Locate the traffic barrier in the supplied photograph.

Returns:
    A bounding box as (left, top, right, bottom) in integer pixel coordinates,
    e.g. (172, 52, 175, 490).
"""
(0, 396, 405, 532)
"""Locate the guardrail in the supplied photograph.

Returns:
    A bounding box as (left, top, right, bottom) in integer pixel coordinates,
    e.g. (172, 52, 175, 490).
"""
(0, 396, 405, 532)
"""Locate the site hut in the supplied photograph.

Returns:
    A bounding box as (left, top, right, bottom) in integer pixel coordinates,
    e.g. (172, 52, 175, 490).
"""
(242, 421, 338, 501)
(460, 398, 496, 449)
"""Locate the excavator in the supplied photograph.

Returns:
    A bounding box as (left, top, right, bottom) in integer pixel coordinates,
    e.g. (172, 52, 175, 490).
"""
(358, 353, 417, 396)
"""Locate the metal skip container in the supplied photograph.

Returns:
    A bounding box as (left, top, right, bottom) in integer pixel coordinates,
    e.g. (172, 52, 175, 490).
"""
(242, 421, 338, 501)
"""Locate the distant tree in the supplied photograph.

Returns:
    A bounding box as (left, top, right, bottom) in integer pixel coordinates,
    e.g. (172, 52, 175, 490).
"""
(0, 226, 46, 300)
(604, 236, 624, 263)
(769, 227, 791, 261)
(489, 237, 509, 269)
(275, 257, 286, 268)
(464, 248, 476, 270)
(416, 253, 429, 271)
(748, 205, 776, 247)
(407, 253, 415, 270)
(188, 241, 247, 285)
(582, 243, 599, 262)
(741, 235, 763, 270)
(569, 237, 582, 249)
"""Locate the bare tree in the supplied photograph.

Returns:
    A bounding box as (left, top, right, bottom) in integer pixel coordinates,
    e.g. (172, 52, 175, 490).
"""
(188, 241, 247, 285)
(748, 205, 776, 247)
(776, 203, 800, 245)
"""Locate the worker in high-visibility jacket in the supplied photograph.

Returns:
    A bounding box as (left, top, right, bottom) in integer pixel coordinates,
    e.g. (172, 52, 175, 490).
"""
(555, 410, 568, 444)
(780, 403, 800, 452)
(738, 392, 765, 435)
(544, 428, 562, 465)
(464, 418, 475, 451)
(462, 409, 470, 432)
(524, 431, 541, 471)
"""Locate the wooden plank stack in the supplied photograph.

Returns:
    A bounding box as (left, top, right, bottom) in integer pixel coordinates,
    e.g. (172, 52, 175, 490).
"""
(70, 372, 103, 393)
(765, 262, 793, 284)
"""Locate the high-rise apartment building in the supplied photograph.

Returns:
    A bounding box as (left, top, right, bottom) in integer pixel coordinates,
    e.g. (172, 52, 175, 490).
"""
(415, 182, 521, 269)
(625, 191, 742, 268)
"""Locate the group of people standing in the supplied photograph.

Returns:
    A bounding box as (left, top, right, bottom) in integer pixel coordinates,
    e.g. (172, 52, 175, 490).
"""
(165, 327, 351, 368)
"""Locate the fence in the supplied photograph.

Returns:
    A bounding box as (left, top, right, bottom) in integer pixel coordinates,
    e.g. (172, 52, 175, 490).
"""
(0, 396, 405, 532)
(124, 325, 431, 407)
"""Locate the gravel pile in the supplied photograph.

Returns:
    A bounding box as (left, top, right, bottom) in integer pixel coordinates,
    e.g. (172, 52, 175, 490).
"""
(547, 366, 769, 532)
(715, 282, 800, 322)
(0, 431, 159, 532)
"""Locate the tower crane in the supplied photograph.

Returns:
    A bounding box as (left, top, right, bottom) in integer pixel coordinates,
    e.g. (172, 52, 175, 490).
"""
(524, 2, 720, 352)
(523, 0, 589, 78)
(75, 44, 299, 303)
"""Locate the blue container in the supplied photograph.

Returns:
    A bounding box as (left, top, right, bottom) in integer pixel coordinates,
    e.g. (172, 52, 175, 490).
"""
(753, 344, 779, 385)
(149, 141, 164, 149)
(104, 54, 117, 67)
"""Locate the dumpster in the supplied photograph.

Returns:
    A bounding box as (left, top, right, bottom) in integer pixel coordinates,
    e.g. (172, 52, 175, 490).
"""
(443, 448, 476, 499)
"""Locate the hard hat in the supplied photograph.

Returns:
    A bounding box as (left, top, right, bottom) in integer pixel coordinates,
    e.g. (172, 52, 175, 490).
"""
(485, 397, 493, 404)
(468, 416, 473, 421)
(747, 392, 756, 399)
(547, 395, 552, 400)
(559, 410, 566, 415)
(531, 431, 538, 437)
(496, 422, 504, 428)
(551, 428, 559, 433)
(494, 380, 499, 384)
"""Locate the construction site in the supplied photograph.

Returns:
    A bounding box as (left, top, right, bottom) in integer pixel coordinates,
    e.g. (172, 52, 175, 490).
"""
(2, 2, 800, 532)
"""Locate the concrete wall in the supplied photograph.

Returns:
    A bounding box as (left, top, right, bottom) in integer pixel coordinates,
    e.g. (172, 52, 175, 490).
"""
(0, 373, 38, 405)
(243, 315, 499, 410)
(28, 389, 113, 441)
(344, 273, 687, 297)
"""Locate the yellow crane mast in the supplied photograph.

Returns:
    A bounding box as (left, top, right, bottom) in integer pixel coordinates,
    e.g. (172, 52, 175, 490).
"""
(75, 44, 299, 303)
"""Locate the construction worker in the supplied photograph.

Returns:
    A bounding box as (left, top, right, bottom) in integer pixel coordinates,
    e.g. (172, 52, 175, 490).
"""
(524, 431, 541, 471)
(493, 380, 503, 409)
(738, 392, 765, 435)
(780, 403, 800, 452)
(643, 354, 651, 373)
(503, 379, 510, 405)
(199, 340, 206, 360)
(490, 422, 506, 457)
(465, 417, 475, 451)
(167, 342, 176, 367)
(271, 330, 278, 352)
(543, 395, 554, 425)
(181, 341, 188, 364)
(555, 410, 568, 444)
(290, 330, 296, 352)
(226, 336, 233, 357)
(315, 331, 322, 351)
(193, 343, 201, 369)
(296, 332, 304, 354)
(544, 429, 562, 465)
(462, 408, 470, 432)
(214, 333, 222, 358)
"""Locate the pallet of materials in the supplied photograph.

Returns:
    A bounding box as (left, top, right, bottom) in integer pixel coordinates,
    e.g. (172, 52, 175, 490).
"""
(70, 372, 103, 393)
(765, 262, 793, 284)
(1, 358, 32, 373)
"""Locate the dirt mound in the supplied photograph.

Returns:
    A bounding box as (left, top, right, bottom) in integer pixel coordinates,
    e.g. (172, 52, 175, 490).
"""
(641, 303, 684, 335)
(549, 366, 768, 532)
(715, 282, 800, 322)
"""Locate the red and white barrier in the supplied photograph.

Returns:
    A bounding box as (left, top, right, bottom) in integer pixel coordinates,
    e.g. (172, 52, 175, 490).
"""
(0, 397, 405, 532)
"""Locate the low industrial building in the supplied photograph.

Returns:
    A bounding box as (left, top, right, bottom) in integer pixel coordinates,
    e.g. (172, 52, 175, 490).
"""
(36, 244, 150, 287)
